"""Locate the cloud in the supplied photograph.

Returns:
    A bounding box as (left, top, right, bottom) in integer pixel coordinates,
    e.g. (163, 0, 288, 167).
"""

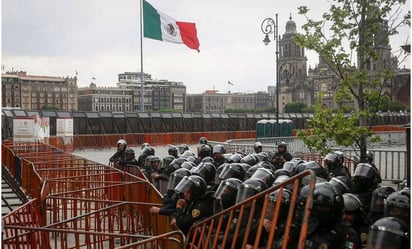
(2, 0, 410, 94)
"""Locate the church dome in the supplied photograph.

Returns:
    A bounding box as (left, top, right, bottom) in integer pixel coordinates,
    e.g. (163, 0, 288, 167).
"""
(285, 15, 297, 34)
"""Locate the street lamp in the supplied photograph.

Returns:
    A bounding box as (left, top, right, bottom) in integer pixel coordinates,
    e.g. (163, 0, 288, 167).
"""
(261, 14, 280, 136)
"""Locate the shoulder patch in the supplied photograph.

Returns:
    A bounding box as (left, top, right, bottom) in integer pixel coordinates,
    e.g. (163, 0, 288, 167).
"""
(192, 209, 200, 218)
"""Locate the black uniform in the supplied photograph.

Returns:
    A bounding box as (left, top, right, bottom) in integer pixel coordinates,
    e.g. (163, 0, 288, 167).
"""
(304, 220, 361, 249)
(116, 157, 138, 167)
(173, 198, 213, 235)
(271, 151, 292, 169)
(109, 150, 126, 163)
(158, 190, 179, 216)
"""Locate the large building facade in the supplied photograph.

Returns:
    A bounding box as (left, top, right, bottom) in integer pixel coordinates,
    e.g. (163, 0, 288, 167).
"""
(77, 83, 134, 112)
(77, 72, 186, 112)
(1, 71, 78, 111)
(186, 90, 268, 113)
(278, 16, 409, 111)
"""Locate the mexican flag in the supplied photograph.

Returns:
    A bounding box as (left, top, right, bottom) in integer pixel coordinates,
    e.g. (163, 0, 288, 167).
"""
(143, 0, 200, 52)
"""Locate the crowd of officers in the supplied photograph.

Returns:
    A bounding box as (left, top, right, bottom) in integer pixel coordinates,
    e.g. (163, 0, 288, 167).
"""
(109, 138, 410, 249)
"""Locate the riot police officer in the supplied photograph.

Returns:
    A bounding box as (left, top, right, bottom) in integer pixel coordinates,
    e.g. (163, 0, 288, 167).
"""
(149, 168, 191, 216)
(384, 190, 410, 227)
(271, 142, 292, 170)
(114, 147, 138, 170)
(297, 182, 361, 249)
(352, 163, 381, 214)
(171, 175, 213, 235)
(212, 144, 226, 167)
(168, 145, 179, 158)
(109, 139, 128, 164)
(324, 152, 350, 179)
(368, 186, 396, 223)
(254, 142, 263, 154)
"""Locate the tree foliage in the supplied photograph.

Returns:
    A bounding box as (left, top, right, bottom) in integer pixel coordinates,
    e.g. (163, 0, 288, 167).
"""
(285, 102, 307, 113)
(41, 105, 59, 110)
(295, 0, 410, 160)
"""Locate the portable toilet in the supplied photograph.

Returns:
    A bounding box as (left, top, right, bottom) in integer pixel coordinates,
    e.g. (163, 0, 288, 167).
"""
(266, 119, 276, 137)
(256, 119, 268, 138)
(285, 119, 294, 136)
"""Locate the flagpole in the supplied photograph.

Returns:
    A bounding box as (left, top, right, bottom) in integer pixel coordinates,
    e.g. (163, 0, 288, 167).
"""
(139, 0, 145, 112)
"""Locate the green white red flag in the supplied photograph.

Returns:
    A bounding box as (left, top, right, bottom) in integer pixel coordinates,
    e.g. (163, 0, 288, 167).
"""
(143, 0, 200, 52)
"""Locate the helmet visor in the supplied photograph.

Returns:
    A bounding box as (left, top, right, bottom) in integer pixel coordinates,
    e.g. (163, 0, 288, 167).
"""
(236, 187, 258, 203)
(367, 228, 404, 249)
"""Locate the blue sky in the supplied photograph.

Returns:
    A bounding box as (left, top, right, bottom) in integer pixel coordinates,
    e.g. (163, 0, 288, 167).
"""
(2, 0, 410, 93)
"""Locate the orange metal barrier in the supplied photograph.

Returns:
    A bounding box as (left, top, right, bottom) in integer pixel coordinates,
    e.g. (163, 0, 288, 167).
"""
(2, 199, 43, 249)
(185, 170, 316, 249)
(2, 141, 182, 249)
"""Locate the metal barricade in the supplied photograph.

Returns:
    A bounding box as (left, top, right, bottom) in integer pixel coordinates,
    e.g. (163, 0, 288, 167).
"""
(185, 170, 317, 249)
(2, 141, 182, 249)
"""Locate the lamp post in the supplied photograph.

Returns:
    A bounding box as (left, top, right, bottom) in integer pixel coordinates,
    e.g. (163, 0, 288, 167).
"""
(261, 14, 280, 136)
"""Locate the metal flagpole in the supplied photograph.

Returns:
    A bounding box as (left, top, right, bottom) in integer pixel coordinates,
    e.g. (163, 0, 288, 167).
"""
(139, 0, 145, 112)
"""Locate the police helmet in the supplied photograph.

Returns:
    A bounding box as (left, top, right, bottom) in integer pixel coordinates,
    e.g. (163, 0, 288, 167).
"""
(399, 187, 410, 198)
(116, 139, 127, 148)
(218, 163, 246, 181)
(342, 193, 364, 212)
(167, 168, 191, 191)
(141, 146, 152, 156)
(324, 153, 339, 169)
(334, 150, 345, 163)
(366, 150, 374, 163)
(254, 142, 263, 153)
(384, 191, 410, 222)
(141, 142, 150, 149)
(278, 141, 287, 149)
(161, 155, 176, 169)
(240, 154, 258, 166)
(250, 167, 275, 186)
(125, 148, 135, 156)
(370, 186, 396, 213)
(182, 150, 195, 158)
(329, 176, 354, 194)
(191, 161, 216, 184)
(228, 153, 243, 163)
(214, 178, 242, 209)
(198, 144, 212, 158)
(236, 178, 268, 204)
(168, 146, 178, 157)
(352, 163, 379, 193)
(199, 137, 208, 145)
(185, 155, 197, 164)
(367, 217, 409, 249)
(283, 159, 304, 176)
(246, 165, 264, 179)
(255, 152, 269, 162)
(164, 157, 186, 175)
(149, 155, 160, 163)
(178, 144, 190, 154)
(174, 175, 207, 202)
(213, 144, 225, 155)
(268, 188, 292, 221)
(300, 182, 344, 222)
(181, 161, 196, 170)
(201, 156, 214, 164)
(303, 161, 329, 179)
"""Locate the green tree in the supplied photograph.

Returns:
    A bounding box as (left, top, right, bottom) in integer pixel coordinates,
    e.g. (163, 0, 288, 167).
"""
(371, 95, 409, 111)
(41, 105, 59, 110)
(295, 0, 410, 160)
(285, 102, 307, 113)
